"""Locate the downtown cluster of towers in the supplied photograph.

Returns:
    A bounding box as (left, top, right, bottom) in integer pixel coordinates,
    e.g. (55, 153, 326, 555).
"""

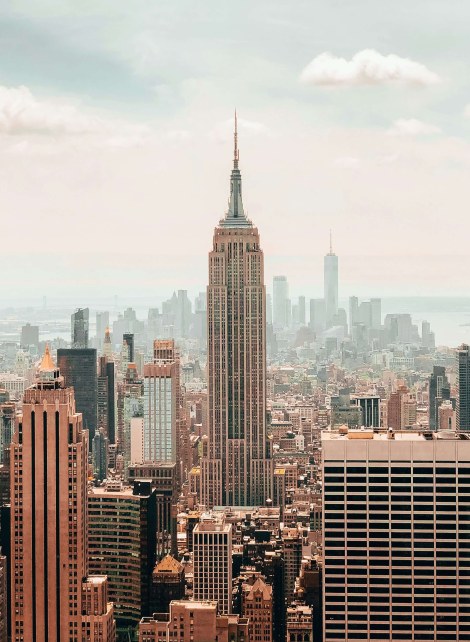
(1, 118, 470, 642)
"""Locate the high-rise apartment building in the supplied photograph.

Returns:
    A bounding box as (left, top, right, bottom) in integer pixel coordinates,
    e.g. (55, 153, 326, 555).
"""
(57, 348, 98, 439)
(143, 341, 179, 463)
(10, 347, 88, 642)
(273, 276, 290, 329)
(457, 344, 470, 430)
(387, 385, 416, 430)
(201, 117, 273, 507)
(193, 520, 232, 614)
(71, 307, 89, 348)
(88, 479, 157, 633)
(322, 427, 470, 642)
(324, 235, 338, 329)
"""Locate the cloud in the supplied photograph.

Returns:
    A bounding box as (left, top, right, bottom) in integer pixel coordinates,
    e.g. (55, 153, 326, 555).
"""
(0, 85, 149, 142)
(300, 49, 441, 87)
(387, 118, 441, 136)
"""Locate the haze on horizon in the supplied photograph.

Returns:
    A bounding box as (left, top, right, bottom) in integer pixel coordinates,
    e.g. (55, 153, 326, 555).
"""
(1, 1, 470, 299)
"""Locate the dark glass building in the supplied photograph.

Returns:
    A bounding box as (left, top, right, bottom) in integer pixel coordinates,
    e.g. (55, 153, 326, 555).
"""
(57, 348, 97, 439)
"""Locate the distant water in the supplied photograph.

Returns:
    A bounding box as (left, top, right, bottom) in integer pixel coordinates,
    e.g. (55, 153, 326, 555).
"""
(379, 297, 470, 348)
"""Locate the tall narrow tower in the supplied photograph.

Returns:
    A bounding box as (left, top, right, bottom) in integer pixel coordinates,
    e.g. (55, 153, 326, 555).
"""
(202, 113, 273, 508)
(10, 346, 88, 642)
(324, 231, 338, 328)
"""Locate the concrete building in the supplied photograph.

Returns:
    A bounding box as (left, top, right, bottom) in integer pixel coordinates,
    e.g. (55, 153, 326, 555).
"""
(127, 462, 178, 557)
(139, 601, 249, 642)
(193, 520, 232, 614)
(57, 347, 98, 439)
(20, 322, 39, 350)
(151, 555, 185, 614)
(81, 576, 116, 642)
(387, 385, 417, 429)
(201, 118, 273, 508)
(143, 353, 178, 463)
(286, 604, 313, 642)
(322, 427, 470, 642)
(242, 577, 273, 642)
(10, 346, 88, 642)
(88, 480, 157, 634)
(282, 527, 303, 605)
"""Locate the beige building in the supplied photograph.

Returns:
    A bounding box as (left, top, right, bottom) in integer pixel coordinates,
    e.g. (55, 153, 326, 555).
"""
(201, 118, 273, 508)
(242, 577, 273, 642)
(81, 576, 116, 642)
(139, 601, 248, 642)
(10, 346, 116, 642)
(193, 520, 232, 614)
(322, 427, 470, 642)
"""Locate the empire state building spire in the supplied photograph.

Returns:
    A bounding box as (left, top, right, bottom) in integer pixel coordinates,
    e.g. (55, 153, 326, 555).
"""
(220, 110, 251, 228)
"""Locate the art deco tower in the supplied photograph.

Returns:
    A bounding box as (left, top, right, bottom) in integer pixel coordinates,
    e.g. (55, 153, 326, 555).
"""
(202, 114, 272, 507)
(10, 346, 88, 642)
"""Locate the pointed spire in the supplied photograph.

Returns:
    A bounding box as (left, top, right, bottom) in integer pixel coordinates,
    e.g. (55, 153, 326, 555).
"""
(220, 111, 252, 229)
(38, 343, 55, 372)
(233, 109, 239, 169)
(329, 229, 333, 254)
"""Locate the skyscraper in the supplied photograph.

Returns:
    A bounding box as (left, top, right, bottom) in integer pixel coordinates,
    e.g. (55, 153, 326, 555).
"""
(57, 348, 98, 440)
(273, 275, 289, 329)
(429, 365, 450, 431)
(322, 427, 470, 642)
(96, 311, 110, 349)
(193, 520, 232, 614)
(143, 340, 179, 463)
(457, 344, 470, 430)
(324, 233, 338, 328)
(10, 347, 88, 641)
(71, 307, 89, 348)
(201, 114, 272, 508)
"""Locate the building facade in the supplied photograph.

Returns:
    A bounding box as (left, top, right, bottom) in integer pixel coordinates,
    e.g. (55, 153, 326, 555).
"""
(322, 427, 470, 642)
(201, 118, 273, 508)
(57, 348, 98, 439)
(193, 520, 232, 614)
(457, 344, 470, 430)
(10, 347, 88, 642)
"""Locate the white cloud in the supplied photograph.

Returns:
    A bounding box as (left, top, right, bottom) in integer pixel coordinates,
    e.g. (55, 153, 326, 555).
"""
(0, 85, 150, 143)
(300, 49, 441, 87)
(387, 118, 441, 136)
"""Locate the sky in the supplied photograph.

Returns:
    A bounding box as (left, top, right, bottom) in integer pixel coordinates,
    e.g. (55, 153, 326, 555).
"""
(1, 0, 470, 303)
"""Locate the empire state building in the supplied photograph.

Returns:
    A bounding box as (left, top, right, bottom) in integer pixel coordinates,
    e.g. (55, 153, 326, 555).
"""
(202, 115, 273, 508)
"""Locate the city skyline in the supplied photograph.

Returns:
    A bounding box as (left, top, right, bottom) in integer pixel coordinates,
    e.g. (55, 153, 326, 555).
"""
(1, 2, 470, 297)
